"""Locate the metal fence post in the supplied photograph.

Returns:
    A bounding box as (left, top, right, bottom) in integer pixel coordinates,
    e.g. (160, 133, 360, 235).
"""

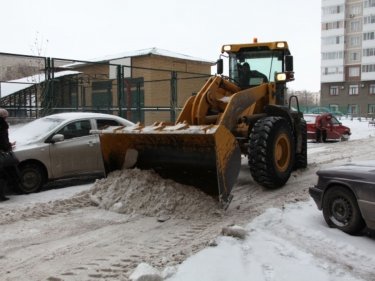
(117, 65, 124, 117)
(170, 71, 177, 122)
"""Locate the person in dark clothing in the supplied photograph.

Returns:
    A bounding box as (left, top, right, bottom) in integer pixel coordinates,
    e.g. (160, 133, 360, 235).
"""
(238, 62, 268, 89)
(0, 111, 12, 151)
(315, 113, 333, 142)
(0, 108, 18, 201)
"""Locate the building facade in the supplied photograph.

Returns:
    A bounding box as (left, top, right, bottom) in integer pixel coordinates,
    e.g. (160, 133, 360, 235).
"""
(321, 0, 375, 116)
(0, 48, 212, 124)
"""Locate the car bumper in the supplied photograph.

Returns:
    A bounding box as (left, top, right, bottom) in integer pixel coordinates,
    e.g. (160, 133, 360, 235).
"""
(358, 200, 375, 230)
(308, 186, 324, 210)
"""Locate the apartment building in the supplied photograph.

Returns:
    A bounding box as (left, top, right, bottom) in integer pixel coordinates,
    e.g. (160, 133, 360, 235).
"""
(321, 0, 375, 116)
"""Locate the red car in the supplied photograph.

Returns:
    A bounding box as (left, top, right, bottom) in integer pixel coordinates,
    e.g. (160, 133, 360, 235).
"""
(304, 114, 351, 142)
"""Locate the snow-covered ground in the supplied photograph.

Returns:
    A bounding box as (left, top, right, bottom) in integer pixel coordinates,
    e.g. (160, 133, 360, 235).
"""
(164, 203, 375, 281)
(1, 117, 375, 281)
(161, 118, 375, 281)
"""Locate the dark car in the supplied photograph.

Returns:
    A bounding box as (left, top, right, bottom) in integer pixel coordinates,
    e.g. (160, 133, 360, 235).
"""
(309, 161, 375, 235)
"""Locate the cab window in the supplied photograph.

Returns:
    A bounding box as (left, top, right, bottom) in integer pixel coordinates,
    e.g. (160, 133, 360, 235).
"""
(96, 119, 122, 130)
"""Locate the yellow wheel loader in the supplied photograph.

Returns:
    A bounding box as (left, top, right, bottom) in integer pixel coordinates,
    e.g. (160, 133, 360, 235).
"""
(98, 40, 307, 207)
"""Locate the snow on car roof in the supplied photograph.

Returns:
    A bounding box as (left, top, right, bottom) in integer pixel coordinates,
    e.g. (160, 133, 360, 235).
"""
(44, 112, 132, 123)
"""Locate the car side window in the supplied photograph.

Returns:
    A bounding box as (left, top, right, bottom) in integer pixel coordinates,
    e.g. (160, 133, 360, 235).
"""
(96, 119, 122, 130)
(57, 120, 92, 140)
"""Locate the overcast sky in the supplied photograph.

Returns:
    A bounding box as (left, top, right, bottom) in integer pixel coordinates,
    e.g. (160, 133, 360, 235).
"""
(1, 0, 321, 92)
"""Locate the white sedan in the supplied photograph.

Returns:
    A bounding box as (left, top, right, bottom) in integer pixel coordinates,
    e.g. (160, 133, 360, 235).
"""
(11, 112, 134, 193)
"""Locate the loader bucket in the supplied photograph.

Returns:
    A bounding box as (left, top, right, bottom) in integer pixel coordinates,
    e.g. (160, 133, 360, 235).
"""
(97, 123, 241, 205)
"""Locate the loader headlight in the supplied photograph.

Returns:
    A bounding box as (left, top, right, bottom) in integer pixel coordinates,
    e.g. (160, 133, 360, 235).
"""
(276, 42, 286, 48)
(223, 45, 232, 52)
(276, 73, 287, 82)
(275, 71, 295, 82)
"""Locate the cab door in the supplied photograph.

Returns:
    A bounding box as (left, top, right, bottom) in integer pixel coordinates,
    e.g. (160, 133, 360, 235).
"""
(49, 119, 102, 178)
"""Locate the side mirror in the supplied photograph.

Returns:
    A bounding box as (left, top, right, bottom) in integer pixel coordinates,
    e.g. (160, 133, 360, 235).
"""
(50, 134, 65, 144)
(285, 55, 293, 72)
(216, 59, 223, 75)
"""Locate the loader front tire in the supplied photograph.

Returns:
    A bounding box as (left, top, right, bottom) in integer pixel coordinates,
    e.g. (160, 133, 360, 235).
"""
(248, 116, 295, 188)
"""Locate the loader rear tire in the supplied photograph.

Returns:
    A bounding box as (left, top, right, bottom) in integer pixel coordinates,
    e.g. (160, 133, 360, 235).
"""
(248, 116, 295, 188)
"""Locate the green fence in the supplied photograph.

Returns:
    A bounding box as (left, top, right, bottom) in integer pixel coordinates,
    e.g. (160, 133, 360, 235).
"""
(0, 52, 211, 124)
(302, 106, 369, 118)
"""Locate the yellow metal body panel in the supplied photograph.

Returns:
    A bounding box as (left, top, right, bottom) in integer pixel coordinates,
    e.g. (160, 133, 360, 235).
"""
(221, 41, 290, 53)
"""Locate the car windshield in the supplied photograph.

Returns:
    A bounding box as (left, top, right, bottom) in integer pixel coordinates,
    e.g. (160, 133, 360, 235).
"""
(11, 117, 66, 145)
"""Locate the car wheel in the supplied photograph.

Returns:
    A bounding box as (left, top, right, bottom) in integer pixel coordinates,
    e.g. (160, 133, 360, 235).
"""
(322, 186, 366, 235)
(18, 163, 46, 194)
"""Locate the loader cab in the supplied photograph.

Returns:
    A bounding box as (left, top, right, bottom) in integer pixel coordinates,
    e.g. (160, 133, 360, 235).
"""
(219, 41, 294, 90)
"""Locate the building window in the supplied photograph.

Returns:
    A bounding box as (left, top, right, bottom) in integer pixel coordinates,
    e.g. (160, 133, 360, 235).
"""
(350, 4, 361, 16)
(322, 20, 344, 31)
(365, 0, 375, 8)
(348, 104, 359, 115)
(368, 104, 375, 114)
(349, 35, 361, 47)
(349, 85, 359, 95)
(330, 104, 340, 113)
(322, 66, 344, 76)
(364, 32, 375, 41)
(349, 52, 360, 62)
(362, 64, 375, 72)
(322, 36, 344, 45)
(329, 86, 339, 95)
(364, 15, 375, 24)
(322, 51, 344, 60)
(350, 20, 361, 32)
(92, 81, 113, 108)
(363, 48, 375, 57)
(370, 84, 375, 94)
(323, 5, 343, 15)
(349, 67, 360, 77)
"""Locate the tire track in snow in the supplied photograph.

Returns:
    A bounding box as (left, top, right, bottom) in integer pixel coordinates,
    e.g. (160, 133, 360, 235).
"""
(0, 192, 91, 225)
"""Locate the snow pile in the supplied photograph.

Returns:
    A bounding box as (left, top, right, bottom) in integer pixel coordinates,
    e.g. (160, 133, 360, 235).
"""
(130, 263, 178, 281)
(221, 225, 247, 240)
(129, 263, 163, 281)
(89, 168, 223, 219)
